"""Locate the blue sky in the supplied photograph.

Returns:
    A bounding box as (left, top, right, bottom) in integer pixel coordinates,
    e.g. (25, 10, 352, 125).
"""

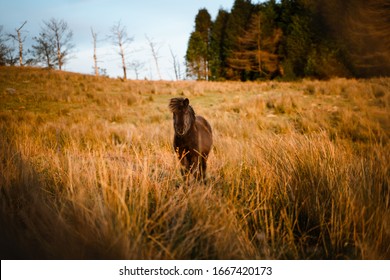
(0, 0, 236, 79)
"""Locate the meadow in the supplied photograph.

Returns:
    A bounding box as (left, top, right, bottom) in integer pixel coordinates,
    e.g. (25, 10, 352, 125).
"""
(0, 66, 389, 259)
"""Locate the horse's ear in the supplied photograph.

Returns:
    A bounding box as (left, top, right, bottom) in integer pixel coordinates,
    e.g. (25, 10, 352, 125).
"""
(183, 98, 189, 107)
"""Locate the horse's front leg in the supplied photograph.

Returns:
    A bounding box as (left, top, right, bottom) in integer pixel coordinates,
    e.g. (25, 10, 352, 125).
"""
(199, 156, 207, 183)
(179, 152, 203, 184)
(181, 153, 200, 182)
(178, 154, 193, 183)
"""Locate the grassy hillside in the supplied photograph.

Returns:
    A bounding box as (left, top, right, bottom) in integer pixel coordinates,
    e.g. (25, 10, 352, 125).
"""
(0, 66, 389, 259)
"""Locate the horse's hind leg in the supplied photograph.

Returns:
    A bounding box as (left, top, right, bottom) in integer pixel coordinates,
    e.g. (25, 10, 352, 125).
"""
(178, 156, 191, 184)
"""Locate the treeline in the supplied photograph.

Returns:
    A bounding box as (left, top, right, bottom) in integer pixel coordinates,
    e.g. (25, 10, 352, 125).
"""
(186, 0, 390, 81)
(0, 19, 171, 80)
(0, 19, 74, 71)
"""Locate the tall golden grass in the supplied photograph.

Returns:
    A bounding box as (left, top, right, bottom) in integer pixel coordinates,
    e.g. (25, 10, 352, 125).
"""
(0, 67, 389, 259)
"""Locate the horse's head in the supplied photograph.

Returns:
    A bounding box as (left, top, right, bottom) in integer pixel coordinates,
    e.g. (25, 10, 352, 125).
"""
(169, 98, 195, 136)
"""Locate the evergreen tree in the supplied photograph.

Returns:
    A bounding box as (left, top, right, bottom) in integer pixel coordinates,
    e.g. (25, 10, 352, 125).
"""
(186, 8, 212, 80)
(185, 0, 389, 80)
(324, 0, 390, 77)
(285, 12, 313, 78)
(209, 9, 230, 80)
(225, 0, 255, 80)
(281, 0, 352, 79)
(229, 2, 282, 80)
(195, 8, 212, 42)
(186, 31, 208, 79)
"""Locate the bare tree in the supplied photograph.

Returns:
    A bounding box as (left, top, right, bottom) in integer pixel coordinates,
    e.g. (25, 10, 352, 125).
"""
(16, 21, 27, 66)
(0, 26, 11, 66)
(8, 21, 27, 66)
(129, 60, 144, 80)
(109, 21, 133, 80)
(4, 49, 18, 66)
(91, 27, 99, 76)
(169, 46, 181, 80)
(145, 35, 162, 80)
(31, 31, 56, 68)
(2, 30, 17, 66)
(42, 18, 74, 70)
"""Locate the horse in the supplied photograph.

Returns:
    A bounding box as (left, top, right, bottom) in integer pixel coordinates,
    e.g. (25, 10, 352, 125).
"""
(169, 97, 213, 183)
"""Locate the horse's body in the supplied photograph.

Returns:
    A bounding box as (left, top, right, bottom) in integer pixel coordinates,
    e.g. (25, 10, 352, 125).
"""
(169, 98, 213, 182)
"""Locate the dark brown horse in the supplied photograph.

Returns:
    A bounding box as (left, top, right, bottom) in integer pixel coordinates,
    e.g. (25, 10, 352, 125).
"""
(169, 97, 213, 182)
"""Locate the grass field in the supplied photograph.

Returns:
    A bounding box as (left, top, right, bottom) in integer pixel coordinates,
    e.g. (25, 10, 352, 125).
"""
(0, 66, 389, 259)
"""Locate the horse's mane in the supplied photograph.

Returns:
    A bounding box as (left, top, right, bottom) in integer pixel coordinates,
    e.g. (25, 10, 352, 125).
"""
(169, 98, 194, 114)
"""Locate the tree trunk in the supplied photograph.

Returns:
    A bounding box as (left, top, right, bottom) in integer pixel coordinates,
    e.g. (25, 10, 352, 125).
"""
(119, 41, 127, 80)
(16, 21, 27, 66)
(109, 21, 132, 80)
(17, 30, 23, 66)
(256, 15, 262, 74)
(170, 47, 180, 80)
(91, 28, 99, 76)
(57, 35, 62, 70)
(146, 35, 162, 80)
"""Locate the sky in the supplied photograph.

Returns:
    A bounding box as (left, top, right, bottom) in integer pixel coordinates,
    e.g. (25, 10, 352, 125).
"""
(0, 0, 236, 80)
